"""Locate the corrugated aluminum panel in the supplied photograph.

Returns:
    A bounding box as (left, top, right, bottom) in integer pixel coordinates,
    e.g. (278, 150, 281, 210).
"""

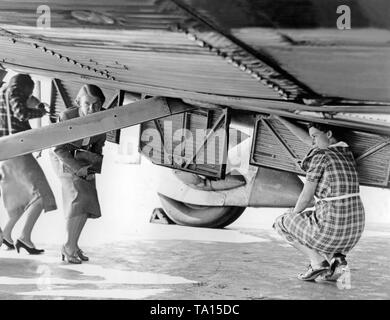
(251, 116, 390, 188)
(139, 107, 229, 179)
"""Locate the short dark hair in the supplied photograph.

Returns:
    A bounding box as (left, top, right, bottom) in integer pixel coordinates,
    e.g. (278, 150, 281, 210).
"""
(7, 73, 34, 94)
(307, 122, 340, 140)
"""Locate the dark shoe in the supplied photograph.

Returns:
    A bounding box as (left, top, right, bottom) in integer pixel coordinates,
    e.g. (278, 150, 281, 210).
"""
(61, 246, 82, 264)
(77, 249, 89, 262)
(321, 255, 348, 282)
(2, 238, 15, 250)
(15, 239, 44, 255)
(298, 260, 330, 281)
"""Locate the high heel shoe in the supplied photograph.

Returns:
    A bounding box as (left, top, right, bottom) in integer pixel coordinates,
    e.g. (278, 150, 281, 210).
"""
(15, 239, 44, 255)
(298, 260, 330, 281)
(61, 246, 82, 264)
(77, 249, 89, 262)
(2, 238, 15, 250)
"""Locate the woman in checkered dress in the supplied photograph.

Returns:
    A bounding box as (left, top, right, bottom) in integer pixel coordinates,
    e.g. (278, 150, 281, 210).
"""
(274, 123, 365, 281)
(0, 74, 57, 254)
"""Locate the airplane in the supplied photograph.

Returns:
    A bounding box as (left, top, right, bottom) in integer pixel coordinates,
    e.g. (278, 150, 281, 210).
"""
(0, 0, 389, 228)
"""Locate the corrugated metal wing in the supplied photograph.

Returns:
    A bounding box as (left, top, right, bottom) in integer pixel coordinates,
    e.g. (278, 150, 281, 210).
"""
(251, 116, 390, 188)
(139, 106, 229, 179)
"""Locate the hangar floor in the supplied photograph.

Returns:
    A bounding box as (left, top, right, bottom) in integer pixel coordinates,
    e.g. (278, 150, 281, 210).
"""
(0, 145, 389, 300)
(0, 214, 389, 300)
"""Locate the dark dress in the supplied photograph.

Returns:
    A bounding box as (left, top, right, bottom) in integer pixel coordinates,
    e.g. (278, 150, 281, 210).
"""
(50, 107, 106, 219)
(274, 142, 365, 256)
(0, 85, 57, 217)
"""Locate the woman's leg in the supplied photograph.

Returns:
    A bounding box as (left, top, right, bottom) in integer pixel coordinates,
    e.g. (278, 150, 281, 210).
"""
(3, 211, 23, 244)
(274, 213, 326, 267)
(289, 240, 326, 267)
(19, 198, 44, 247)
(64, 214, 88, 254)
(75, 214, 88, 251)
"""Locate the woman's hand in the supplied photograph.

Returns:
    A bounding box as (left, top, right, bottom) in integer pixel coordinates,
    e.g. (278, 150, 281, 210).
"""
(75, 165, 92, 178)
(85, 174, 95, 181)
(293, 180, 317, 214)
(37, 102, 49, 114)
(26, 95, 41, 108)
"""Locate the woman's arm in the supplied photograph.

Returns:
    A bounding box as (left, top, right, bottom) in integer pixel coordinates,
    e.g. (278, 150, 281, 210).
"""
(294, 150, 326, 213)
(293, 180, 317, 214)
(8, 88, 45, 120)
(53, 110, 88, 175)
(84, 134, 106, 175)
(53, 143, 85, 174)
(90, 134, 106, 155)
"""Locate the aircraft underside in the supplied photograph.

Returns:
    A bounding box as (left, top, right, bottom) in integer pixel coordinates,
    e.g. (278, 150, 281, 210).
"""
(0, 0, 389, 227)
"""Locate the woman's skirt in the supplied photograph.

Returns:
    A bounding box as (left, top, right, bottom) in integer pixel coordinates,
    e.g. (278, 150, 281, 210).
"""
(50, 151, 101, 219)
(274, 198, 365, 256)
(0, 154, 57, 217)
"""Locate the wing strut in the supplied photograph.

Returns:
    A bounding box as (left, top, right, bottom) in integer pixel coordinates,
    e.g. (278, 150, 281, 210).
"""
(0, 96, 194, 161)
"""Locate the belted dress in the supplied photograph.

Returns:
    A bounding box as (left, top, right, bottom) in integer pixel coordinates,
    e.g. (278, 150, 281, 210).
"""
(274, 142, 365, 256)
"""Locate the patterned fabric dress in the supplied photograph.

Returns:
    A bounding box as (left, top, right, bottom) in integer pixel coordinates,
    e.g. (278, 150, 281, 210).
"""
(274, 142, 365, 256)
(0, 79, 57, 217)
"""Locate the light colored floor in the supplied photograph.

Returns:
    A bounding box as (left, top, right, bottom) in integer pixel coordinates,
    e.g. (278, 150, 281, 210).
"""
(0, 222, 389, 300)
(0, 144, 389, 299)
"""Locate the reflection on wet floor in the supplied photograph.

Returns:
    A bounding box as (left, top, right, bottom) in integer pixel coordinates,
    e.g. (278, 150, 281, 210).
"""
(19, 289, 170, 299)
(0, 250, 196, 299)
(0, 224, 389, 300)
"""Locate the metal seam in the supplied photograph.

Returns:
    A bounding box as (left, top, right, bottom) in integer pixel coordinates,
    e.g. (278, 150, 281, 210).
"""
(175, 24, 291, 101)
(0, 30, 117, 81)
